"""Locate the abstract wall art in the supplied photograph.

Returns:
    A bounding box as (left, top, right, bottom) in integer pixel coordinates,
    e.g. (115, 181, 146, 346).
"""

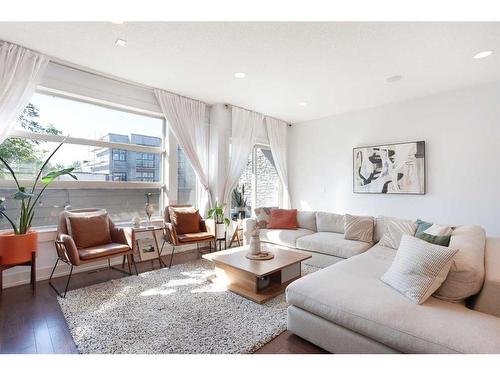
(353, 141, 425, 194)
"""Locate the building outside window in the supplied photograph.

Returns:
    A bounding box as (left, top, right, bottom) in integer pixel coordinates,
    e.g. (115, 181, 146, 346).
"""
(177, 145, 196, 205)
(112, 172, 127, 181)
(112, 149, 127, 161)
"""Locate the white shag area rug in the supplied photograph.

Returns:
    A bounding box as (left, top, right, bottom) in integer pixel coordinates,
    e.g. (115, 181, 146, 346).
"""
(58, 259, 317, 354)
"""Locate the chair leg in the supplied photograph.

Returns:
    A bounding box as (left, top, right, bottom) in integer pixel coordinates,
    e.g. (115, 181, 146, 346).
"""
(169, 246, 175, 268)
(132, 254, 139, 275)
(49, 258, 74, 298)
(127, 254, 132, 274)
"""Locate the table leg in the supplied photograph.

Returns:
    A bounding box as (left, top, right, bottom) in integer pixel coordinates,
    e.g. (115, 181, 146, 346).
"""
(0, 256, 3, 295)
(151, 230, 166, 268)
(31, 251, 36, 294)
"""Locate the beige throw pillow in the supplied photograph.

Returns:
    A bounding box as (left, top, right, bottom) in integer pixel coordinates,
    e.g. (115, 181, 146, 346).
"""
(344, 214, 374, 243)
(379, 219, 418, 249)
(381, 235, 459, 304)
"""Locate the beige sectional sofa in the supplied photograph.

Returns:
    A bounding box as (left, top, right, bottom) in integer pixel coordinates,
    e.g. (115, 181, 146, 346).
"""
(243, 211, 500, 353)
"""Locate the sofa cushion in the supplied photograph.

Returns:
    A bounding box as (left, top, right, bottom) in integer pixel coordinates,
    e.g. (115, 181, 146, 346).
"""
(415, 219, 453, 247)
(67, 213, 112, 249)
(434, 225, 486, 302)
(254, 207, 276, 229)
(344, 214, 374, 243)
(374, 216, 414, 243)
(259, 228, 314, 248)
(296, 232, 371, 259)
(267, 209, 298, 229)
(381, 235, 458, 304)
(316, 212, 344, 233)
(297, 211, 317, 231)
(78, 243, 130, 260)
(378, 219, 418, 249)
(169, 207, 201, 234)
(286, 244, 500, 353)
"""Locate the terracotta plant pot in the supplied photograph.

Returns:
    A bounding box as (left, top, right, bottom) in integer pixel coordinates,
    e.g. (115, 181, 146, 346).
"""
(0, 231, 38, 266)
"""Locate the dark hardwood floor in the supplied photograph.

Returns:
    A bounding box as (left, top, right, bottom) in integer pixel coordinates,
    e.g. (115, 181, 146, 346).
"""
(0, 250, 326, 354)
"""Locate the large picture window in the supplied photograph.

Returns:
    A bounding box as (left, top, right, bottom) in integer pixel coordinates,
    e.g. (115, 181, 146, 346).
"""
(0, 92, 165, 229)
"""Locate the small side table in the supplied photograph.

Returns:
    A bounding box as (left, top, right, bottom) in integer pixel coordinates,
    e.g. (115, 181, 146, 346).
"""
(228, 219, 243, 248)
(0, 251, 37, 295)
(130, 226, 166, 268)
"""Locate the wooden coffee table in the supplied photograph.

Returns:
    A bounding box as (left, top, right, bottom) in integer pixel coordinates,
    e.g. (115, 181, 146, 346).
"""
(202, 243, 311, 304)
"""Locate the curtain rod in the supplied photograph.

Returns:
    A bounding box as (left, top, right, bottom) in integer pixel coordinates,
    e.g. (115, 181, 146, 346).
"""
(224, 103, 291, 126)
(1, 38, 291, 125)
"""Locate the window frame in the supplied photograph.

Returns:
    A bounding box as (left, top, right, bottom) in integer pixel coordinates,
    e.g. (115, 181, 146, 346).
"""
(2, 88, 166, 191)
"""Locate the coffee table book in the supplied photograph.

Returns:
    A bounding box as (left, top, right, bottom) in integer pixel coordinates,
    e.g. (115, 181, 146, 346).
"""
(203, 244, 311, 304)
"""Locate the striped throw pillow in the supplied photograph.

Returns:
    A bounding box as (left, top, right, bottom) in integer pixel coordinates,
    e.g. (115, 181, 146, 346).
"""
(344, 214, 374, 243)
(381, 234, 458, 304)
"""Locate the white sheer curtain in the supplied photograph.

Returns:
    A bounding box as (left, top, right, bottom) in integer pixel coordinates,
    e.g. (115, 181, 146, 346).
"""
(154, 89, 211, 215)
(265, 116, 291, 208)
(0, 42, 49, 144)
(223, 107, 263, 211)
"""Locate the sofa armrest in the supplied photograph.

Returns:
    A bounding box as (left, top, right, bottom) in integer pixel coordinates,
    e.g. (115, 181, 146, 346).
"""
(242, 218, 257, 245)
(471, 237, 500, 317)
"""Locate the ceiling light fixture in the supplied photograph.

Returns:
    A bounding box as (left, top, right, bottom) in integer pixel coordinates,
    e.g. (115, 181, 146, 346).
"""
(234, 72, 246, 78)
(115, 38, 127, 47)
(298, 102, 308, 106)
(110, 21, 125, 25)
(386, 75, 403, 83)
(473, 50, 494, 59)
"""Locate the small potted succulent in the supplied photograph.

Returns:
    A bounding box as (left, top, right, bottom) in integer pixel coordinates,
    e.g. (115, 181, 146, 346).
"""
(207, 201, 230, 240)
(0, 142, 77, 265)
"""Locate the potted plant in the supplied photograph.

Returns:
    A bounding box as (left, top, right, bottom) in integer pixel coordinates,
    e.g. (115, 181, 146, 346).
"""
(232, 184, 248, 219)
(207, 201, 230, 240)
(0, 142, 77, 265)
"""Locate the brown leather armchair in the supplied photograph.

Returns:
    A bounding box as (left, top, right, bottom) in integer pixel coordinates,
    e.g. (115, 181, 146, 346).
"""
(161, 205, 216, 268)
(49, 208, 137, 297)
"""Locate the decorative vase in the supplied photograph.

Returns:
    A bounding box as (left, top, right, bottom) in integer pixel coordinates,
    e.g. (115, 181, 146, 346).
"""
(145, 203, 155, 227)
(0, 231, 38, 266)
(215, 223, 226, 240)
(249, 234, 261, 255)
(132, 216, 141, 228)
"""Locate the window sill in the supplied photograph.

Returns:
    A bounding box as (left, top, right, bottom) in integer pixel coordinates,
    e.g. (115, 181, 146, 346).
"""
(0, 217, 164, 242)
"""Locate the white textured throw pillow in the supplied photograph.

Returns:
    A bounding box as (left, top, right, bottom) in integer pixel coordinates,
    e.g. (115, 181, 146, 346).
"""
(379, 219, 418, 249)
(381, 235, 459, 304)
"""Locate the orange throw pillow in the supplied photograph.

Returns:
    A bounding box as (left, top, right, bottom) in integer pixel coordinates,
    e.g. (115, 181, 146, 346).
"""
(267, 209, 298, 230)
(67, 213, 112, 249)
(169, 207, 201, 234)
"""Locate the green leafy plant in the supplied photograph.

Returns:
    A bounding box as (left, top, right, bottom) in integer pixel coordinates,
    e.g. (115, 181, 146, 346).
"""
(0, 142, 77, 234)
(232, 184, 247, 208)
(207, 201, 230, 226)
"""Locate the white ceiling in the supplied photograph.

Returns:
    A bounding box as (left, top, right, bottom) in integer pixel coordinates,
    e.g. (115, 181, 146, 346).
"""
(0, 22, 498, 123)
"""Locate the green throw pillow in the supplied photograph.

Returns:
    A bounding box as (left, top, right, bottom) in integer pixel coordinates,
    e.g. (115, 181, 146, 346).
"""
(415, 219, 452, 247)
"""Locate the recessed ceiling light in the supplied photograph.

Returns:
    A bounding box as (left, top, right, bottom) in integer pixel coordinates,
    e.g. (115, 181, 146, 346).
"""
(298, 101, 307, 107)
(234, 72, 246, 79)
(110, 21, 125, 25)
(386, 75, 403, 83)
(115, 38, 127, 47)
(473, 50, 494, 59)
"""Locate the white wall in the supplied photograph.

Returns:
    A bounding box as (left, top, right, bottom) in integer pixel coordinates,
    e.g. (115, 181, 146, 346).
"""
(288, 82, 500, 236)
